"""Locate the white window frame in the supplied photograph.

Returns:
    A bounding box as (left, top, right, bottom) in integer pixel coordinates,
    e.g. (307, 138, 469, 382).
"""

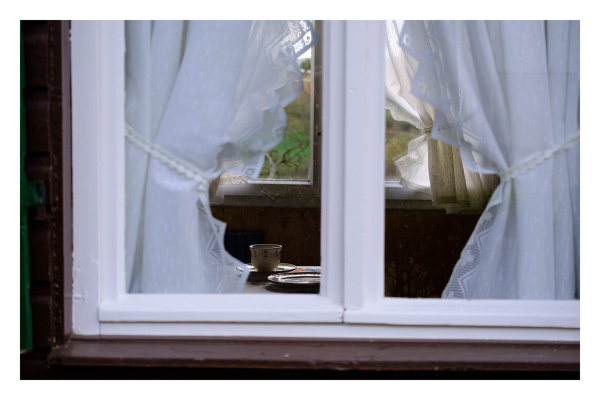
(71, 20, 579, 342)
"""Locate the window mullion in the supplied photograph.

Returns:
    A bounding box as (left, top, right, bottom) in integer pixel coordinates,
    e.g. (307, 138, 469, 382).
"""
(342, 21, 386, 310)
(320, 21, 345, 304)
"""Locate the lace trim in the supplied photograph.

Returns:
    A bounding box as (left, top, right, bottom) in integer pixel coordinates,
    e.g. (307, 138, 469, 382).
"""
(394, 133, 427, 175)
(499, 132, 580, 181)
(442, 202, 500, 299)
(398, 22, 478, 154)
(125, 124, 212, 192)
(399, 176, 431, 195)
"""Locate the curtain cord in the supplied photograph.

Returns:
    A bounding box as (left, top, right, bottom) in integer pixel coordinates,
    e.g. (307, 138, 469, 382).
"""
(125, 124, 212, 193)
(499, 131, 580, 181)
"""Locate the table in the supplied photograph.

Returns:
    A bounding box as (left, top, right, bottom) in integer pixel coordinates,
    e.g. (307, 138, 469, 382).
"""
(242, 266, 321, 294)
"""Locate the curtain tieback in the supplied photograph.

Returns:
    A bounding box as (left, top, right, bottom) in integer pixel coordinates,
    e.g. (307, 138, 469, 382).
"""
(125, 124, 212, 192)
(499, 131, 580, 181)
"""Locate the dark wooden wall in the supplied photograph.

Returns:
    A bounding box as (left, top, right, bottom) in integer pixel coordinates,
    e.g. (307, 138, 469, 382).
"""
(385, 209, 478, 297)
(212, 207, 322, 267)
(22, 20, 71, 348)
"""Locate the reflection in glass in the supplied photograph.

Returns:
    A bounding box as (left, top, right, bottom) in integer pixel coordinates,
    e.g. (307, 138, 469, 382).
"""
(258, 55, 312, 181)
(385, 110, 421, 181)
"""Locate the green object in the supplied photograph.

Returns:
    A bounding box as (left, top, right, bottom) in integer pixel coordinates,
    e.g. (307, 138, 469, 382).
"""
(21, 22, 33, 353)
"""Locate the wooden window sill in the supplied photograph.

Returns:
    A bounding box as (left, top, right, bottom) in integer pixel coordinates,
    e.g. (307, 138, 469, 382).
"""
(48, 336, 579, 371)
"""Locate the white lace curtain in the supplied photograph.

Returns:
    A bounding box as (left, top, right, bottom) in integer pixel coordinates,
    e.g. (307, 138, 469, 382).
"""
(125, 20, 316, 293)
(391, 20, 580, 299)
(385, 21, 495, 213)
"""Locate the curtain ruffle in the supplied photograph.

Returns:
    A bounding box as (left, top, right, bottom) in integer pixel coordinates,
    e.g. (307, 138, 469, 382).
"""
(386, 20, 490, 214)
(219, 20, 316, 179)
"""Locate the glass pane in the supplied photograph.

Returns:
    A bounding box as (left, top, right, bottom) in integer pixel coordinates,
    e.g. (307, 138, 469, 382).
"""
(383, 20, 487, 299)
(258, 51, 312, 181)
(124, 20, 322, 295)
(383, 20, 580, 300)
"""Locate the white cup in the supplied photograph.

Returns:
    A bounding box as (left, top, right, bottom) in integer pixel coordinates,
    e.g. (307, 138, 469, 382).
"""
(249, 244, 282, 272)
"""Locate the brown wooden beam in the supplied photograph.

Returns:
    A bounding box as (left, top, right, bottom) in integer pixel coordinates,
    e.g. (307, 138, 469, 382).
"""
(48, 336, 579, 371)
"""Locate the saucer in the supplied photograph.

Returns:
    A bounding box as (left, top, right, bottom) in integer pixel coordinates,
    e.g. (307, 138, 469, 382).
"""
(267, 272, 320, 286)
(245, 263, 296, 273)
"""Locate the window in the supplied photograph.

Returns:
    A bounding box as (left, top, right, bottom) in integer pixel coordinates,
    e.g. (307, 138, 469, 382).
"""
(210, 21, 323, 209)
(71, 20, 579, 342)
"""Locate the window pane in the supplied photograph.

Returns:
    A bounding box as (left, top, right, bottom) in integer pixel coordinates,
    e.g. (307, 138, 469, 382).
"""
(258, 52, 312, 181)
(383, 20, 489, 299)
(383, 20, 580, 300)
(124, 20, 322, 295)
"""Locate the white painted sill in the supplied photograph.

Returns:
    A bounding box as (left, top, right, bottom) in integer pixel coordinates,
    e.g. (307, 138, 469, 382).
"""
(343, 298, 580, 328)
(100, 295, 579, 329)
(99, 293, 343, 323)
